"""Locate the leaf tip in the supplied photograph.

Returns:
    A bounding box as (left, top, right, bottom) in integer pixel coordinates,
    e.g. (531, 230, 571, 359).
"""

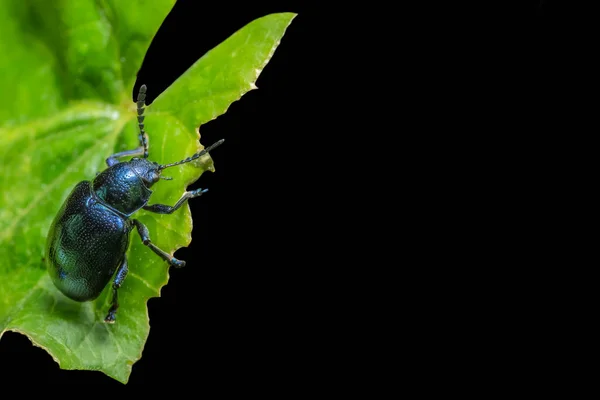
(279, 12, 298, 28)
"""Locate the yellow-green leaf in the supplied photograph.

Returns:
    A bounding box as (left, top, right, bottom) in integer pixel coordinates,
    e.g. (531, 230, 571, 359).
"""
(0, 0, 295, 383)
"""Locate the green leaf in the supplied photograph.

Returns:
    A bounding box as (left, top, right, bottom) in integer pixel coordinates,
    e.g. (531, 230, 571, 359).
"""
(0, 0, 296, 384)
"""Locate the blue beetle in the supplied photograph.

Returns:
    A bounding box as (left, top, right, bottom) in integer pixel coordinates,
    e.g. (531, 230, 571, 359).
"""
(45, 85, 224, 323)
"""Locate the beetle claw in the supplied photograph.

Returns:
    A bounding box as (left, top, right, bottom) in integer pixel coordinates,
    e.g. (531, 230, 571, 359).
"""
(104, 311, 116, 324)
(190, 188, 208, 197)
(170, 258, 186, 268)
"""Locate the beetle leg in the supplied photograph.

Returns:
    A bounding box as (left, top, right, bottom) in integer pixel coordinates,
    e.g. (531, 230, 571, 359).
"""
(132, 219, 186, 268)
(105, 148, 146, 167)
(104, 258, 129, 324)
(143, 188, 208, 214)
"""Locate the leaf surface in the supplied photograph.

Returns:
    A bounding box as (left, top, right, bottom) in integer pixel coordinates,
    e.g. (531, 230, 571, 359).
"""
(0, 1, 295, 383)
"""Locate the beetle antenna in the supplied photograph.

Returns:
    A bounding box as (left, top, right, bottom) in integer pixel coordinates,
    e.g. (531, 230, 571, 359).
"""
(160, 176, 173, 180)
(160, 139, 225, 169)
(137, 85, 149, 158)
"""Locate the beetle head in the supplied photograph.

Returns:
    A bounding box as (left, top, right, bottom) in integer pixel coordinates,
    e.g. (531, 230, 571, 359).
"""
(129, 158, 169, 188)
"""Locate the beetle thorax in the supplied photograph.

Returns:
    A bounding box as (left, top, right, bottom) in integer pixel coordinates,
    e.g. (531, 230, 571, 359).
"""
(92, 162, 153, 216)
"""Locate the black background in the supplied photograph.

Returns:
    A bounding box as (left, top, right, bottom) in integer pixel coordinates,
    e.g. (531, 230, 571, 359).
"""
(0, 0, 321, 390)
(0, 0, 564, 392)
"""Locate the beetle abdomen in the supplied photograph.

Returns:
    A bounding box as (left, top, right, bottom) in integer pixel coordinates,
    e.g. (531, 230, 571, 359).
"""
(46, 181, 131, 302)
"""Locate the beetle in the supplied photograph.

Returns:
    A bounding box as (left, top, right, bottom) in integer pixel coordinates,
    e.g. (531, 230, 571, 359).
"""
(45, 84, 224, 323)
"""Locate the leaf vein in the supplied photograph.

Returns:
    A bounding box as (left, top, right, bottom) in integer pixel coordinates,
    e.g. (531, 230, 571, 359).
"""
(128, 271, 158, 292)
(102, 322, 123, 359)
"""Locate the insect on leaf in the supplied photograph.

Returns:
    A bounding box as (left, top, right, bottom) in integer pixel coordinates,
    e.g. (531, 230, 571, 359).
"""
(0, 0, 295, 384)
